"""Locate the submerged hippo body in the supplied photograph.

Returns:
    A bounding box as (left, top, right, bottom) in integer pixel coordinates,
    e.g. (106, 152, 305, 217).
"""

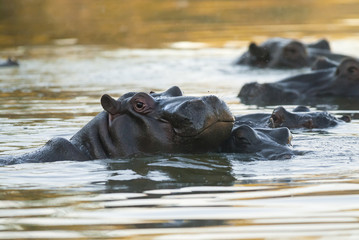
(222, 105, 350, 159)
(238, 58, 359, 106)
(221, 124, 294, 159)
(1, 87, 235, 164)
(236, 38, 349, 69)
(236, 106, 350, 129)
(0, 57, 19, 67)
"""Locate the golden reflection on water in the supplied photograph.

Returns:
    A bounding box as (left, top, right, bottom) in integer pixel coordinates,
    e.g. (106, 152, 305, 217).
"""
(1, 1, 359, 239)
(1, 0, 359, 48)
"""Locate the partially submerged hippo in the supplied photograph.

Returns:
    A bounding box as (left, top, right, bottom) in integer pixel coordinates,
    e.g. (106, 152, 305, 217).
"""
(222, 105, 351, 159)
(221, 124, 294, 159)
(1, 87, 299, 164)
(236, 106, 350, 129)
(236, 37, 349, 69)
(1, 87, 235, 164)
(238, 58, 359, 106)
(0, 57, 19, 67)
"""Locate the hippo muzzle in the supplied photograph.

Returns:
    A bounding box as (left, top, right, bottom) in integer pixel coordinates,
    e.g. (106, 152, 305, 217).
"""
(160, 95, 234, 137)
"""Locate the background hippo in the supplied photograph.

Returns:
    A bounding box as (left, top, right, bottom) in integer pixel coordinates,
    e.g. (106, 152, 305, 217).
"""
(238, 58, 359, 106)
(1, 86, 235, 164)
(236, 106, 350, 129)
(236, 37, 350, 69)
(0, 57, 19, 67)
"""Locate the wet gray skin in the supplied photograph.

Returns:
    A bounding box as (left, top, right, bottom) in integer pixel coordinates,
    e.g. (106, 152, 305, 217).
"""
(235, 37, 350, 69)
(1, 86, 235, 164)
(238, 58, 359, 106)
(235, 106, 350, 129)
(221, 124, 294, 160)
(311, 57, 339, 70)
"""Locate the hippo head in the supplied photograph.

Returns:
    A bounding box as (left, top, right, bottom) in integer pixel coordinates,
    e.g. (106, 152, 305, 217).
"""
(330, 58, 359, 96)
(98, 86, 234, 157)
(244, 39, 310, 68)
(269, 40, 309, 68)
(221, 124, 293, 159)
(269, 106, 350, 129)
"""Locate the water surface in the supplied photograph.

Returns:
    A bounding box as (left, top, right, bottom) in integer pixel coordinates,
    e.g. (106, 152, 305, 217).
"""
(1, 1, 359, 239)
(1, 43, 359, 239)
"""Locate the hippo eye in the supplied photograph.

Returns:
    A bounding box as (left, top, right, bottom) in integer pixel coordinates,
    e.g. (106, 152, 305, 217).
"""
(134, 101, 145, 111)
(348, 66, 358, 74)
(288, 48, 296, 54)
(130, 92, 155, 114)
(238, 137, 251, 146)
(285, 47, 297, 55)
(136, 102, 144, 108)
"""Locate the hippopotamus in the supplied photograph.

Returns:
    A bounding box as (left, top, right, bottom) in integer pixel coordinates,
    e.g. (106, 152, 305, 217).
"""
(0, 86, 299, 164)
(235, 37, 350, 69)
(220, 124, 294, 159)
(236, 106, 350, 129)
(1, 86, 235, 164)
(0, 57, 19, 67)
(221, 105, 351, 159)
(238, 57, 359, 106)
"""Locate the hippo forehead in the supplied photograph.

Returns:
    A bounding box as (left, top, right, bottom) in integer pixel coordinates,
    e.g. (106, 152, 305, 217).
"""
(264, 38, 306, 53)
(118, 86, 183, 102)
(119, 87, 233, 120)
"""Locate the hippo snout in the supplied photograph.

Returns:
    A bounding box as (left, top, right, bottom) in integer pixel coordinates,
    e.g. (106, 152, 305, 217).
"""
(169, 95, 234, 137)
(266, 127, 293, 146)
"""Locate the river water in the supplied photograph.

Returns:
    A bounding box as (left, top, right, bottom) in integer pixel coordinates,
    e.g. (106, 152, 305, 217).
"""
(1, 42, 359, 239)
(1, 0, 359, 239)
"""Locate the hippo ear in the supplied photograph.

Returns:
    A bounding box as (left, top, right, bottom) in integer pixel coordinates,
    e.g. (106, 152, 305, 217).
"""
(248, 42, 260, 55)
(293, 105, 310, 112)
(307, 39, 330, 51)
(152, 86, 183, 97)
(101, 94, 121, 115)
(163, 86, 183, 97)
(249, 42, 269, 60)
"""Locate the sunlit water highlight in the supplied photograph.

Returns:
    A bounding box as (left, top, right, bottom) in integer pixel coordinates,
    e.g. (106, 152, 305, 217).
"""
(1, 41, 359, 239)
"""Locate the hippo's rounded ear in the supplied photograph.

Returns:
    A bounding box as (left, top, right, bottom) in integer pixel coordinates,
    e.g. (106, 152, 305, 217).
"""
(293, 105, 310, 112)
(248, 42, 259, 54)
(249, 42, 269, 60)
(307, 39, 330, 51)
(163, 86, 183, 97)
(101, 94, 121, 115)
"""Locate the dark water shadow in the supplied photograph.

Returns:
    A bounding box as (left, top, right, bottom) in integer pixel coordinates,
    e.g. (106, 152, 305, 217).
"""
(103, 154, 236, 193)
